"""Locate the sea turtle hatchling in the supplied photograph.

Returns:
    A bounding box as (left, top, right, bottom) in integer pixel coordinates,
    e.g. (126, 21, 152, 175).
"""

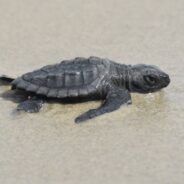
(0, 56, 170, 123)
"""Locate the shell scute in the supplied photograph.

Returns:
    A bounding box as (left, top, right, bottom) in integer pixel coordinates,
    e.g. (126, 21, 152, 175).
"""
(13, 57, 111, 98)
(37, 87, 49, 95)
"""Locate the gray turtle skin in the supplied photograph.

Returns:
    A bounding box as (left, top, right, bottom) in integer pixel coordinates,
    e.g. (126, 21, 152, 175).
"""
(0, 56, 170, 123)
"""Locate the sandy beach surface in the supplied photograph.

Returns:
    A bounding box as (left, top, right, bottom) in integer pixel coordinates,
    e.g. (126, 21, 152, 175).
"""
(0, 0, 184, 183)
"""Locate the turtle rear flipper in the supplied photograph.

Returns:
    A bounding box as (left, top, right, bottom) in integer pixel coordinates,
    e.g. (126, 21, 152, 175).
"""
(0, 75, 14, 85)
(17, 97, 44, 113)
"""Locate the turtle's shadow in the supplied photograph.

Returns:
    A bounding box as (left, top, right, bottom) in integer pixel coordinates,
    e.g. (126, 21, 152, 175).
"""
(0, 89, 99, 105)
(0, 90, 29, 103)
(0, 80, 11, 86)
(0, 81, 26, 104)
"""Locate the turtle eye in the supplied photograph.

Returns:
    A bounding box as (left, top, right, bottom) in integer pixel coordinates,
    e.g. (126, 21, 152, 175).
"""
(144, 75, 157, 85)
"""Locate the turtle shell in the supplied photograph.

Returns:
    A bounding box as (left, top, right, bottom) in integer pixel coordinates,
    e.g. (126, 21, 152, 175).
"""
(11, 57, 111, 98)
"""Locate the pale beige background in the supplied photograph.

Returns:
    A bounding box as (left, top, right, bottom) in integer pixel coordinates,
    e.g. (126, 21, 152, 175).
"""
(0, 0, 184, 184)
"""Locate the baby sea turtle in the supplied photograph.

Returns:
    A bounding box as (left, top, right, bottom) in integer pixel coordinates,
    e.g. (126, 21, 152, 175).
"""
(0, 56, 170, 123)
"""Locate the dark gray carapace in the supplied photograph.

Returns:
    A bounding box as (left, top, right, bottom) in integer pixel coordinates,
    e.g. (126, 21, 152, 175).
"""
(0, 56, 170, 123)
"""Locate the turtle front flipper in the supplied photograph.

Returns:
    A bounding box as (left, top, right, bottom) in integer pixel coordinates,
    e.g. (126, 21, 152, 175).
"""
(75, 87, 132, 123)
(17, 97, 44, 113)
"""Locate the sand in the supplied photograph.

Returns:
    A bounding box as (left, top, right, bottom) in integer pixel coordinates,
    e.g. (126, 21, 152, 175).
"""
(0, 0, 184, 183)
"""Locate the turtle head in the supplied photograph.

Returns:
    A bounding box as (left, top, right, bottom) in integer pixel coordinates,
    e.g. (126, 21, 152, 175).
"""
(129, 64, 170, 93)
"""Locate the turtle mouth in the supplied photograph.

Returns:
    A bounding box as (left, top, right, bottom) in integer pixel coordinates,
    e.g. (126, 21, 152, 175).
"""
(162, 76, 170, 87)
(132, 81, 155, 93)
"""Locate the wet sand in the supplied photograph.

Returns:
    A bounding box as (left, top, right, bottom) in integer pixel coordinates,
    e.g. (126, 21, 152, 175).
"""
(0, 0, 184, 183)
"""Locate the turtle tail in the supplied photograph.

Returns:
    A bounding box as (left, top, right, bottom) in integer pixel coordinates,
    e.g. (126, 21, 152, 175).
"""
(0, 75, 14, 84)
